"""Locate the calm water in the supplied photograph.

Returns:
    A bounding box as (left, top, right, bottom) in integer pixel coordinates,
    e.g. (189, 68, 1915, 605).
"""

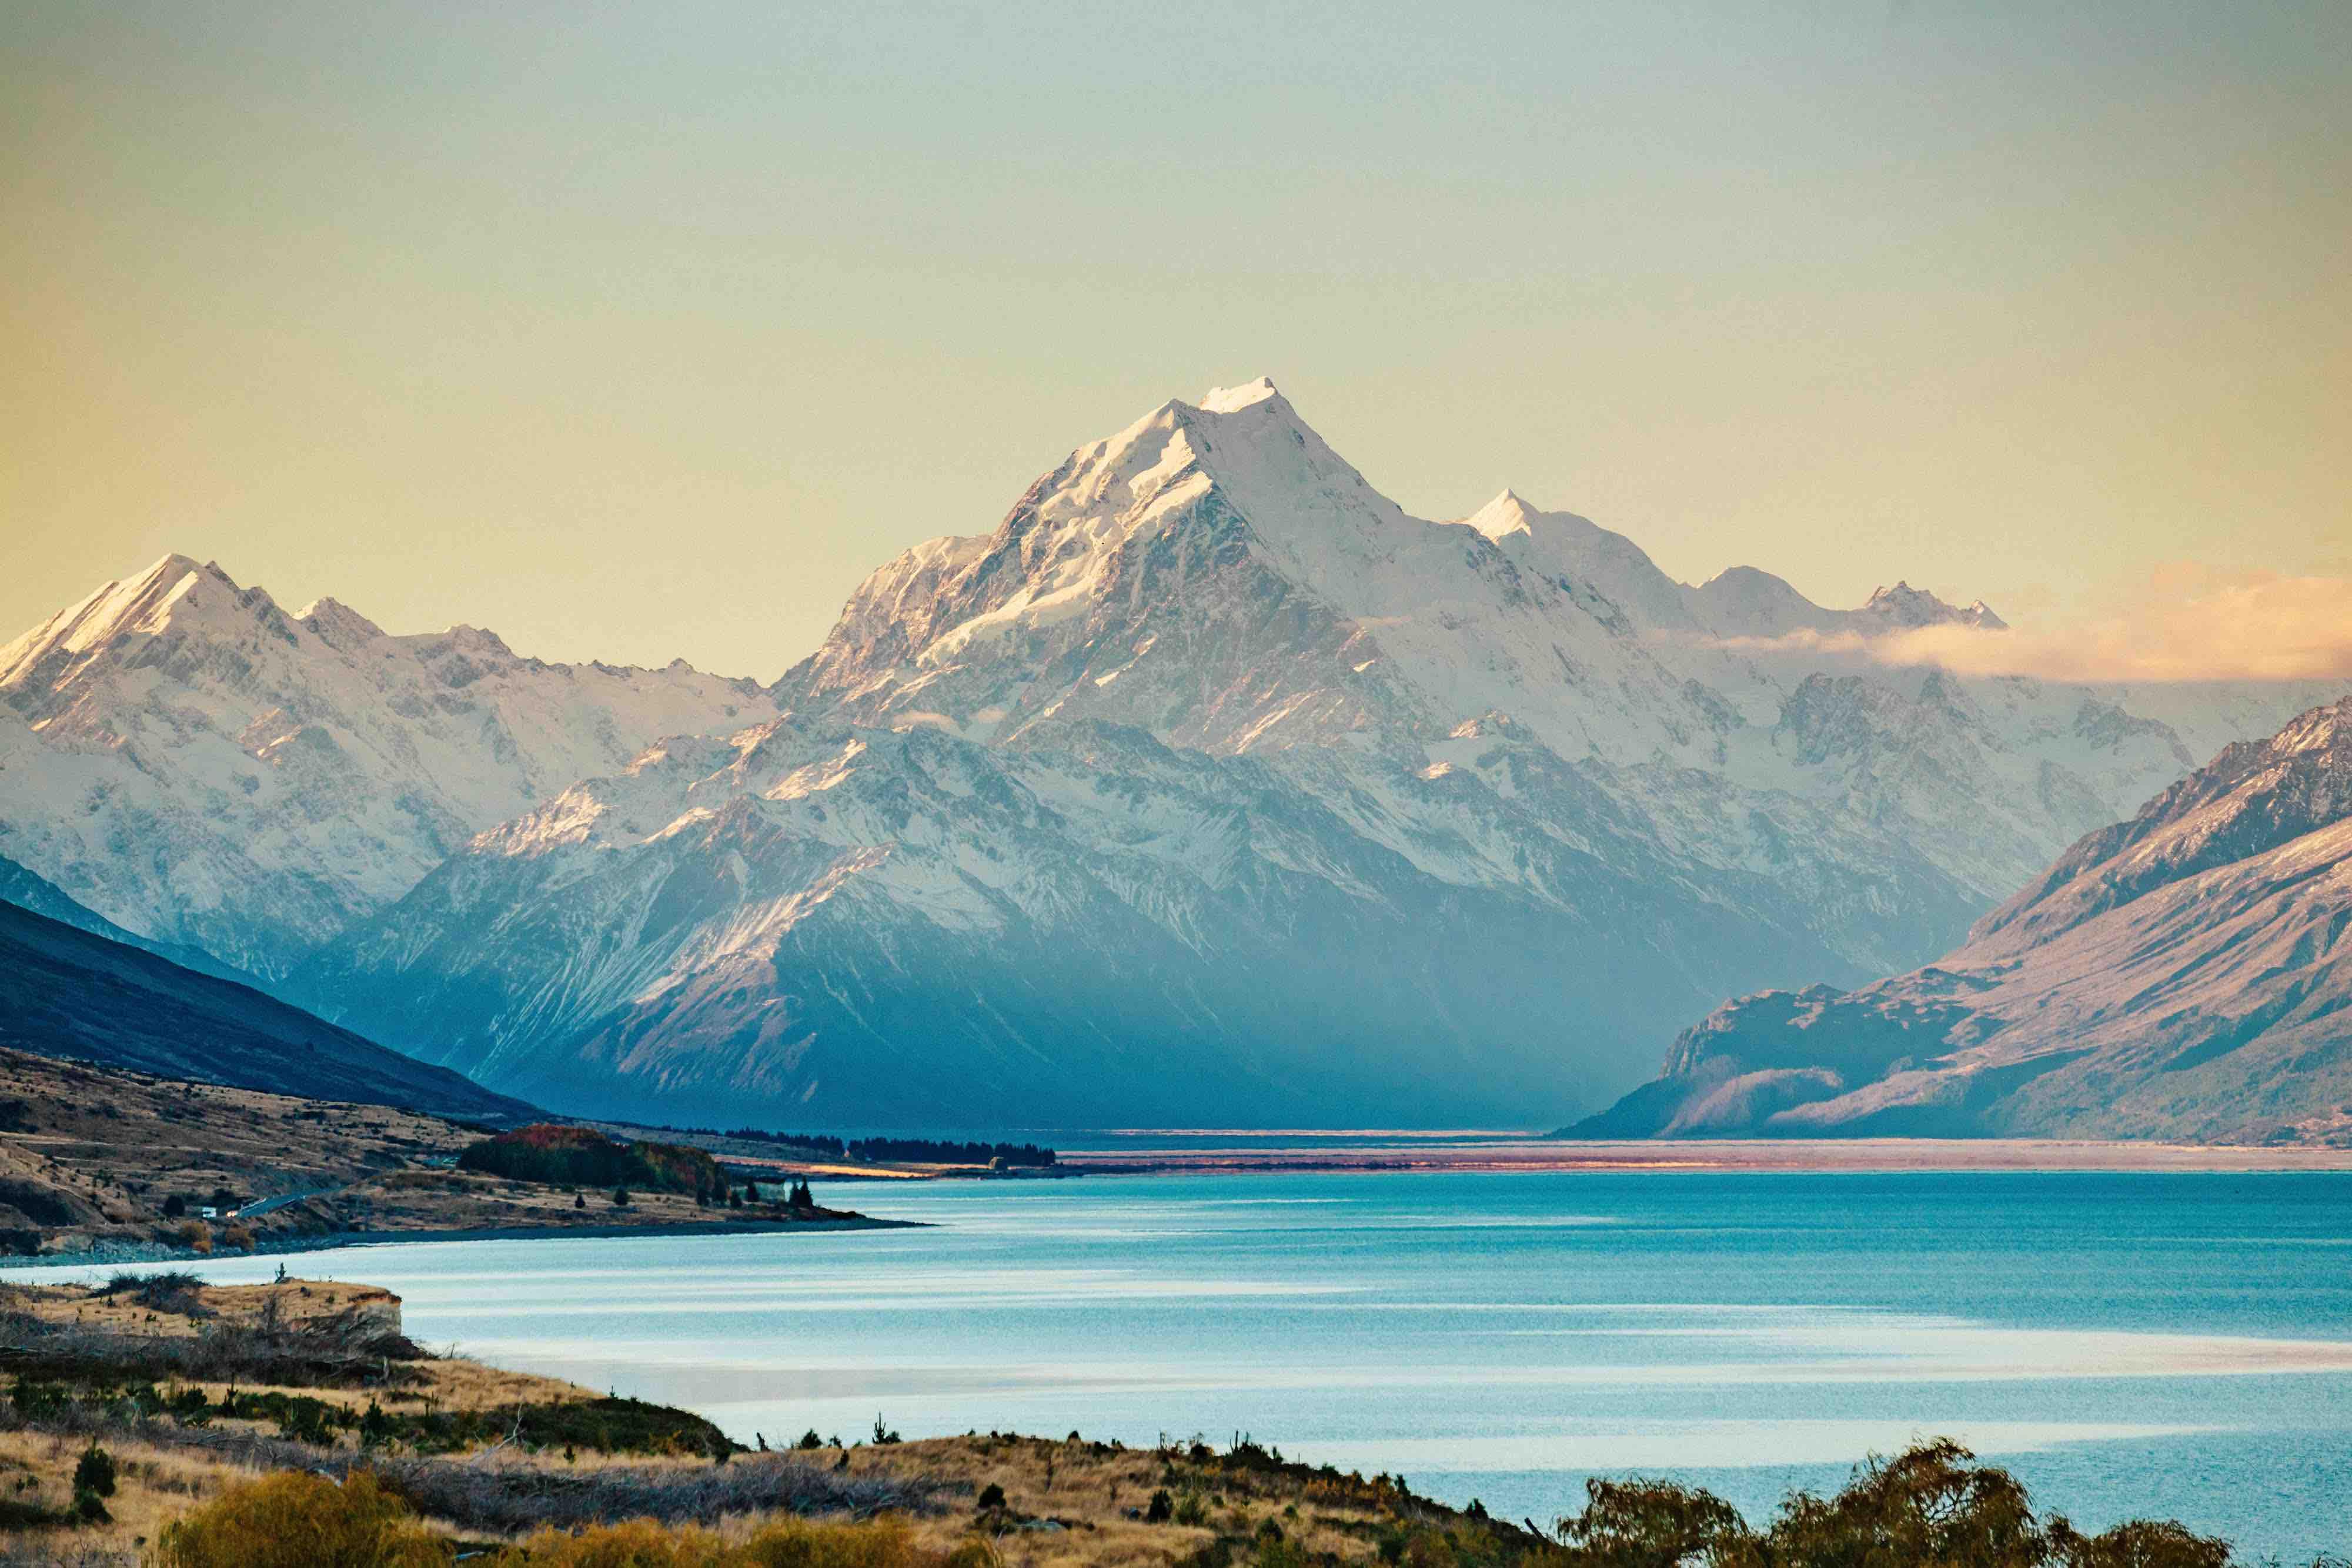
(31, 1169, 2352, 1558)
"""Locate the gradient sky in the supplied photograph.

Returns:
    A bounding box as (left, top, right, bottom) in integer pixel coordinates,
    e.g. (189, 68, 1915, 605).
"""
(5, 2, 2346, 680)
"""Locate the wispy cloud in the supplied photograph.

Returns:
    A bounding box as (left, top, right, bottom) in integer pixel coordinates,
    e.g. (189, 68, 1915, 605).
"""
(1712, 567, 2352, 684)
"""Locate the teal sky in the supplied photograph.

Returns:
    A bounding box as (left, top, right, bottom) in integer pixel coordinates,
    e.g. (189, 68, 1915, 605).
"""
(5, 2, 2347, 678)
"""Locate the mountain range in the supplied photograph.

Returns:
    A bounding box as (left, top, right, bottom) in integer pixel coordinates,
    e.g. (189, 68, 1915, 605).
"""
(1, 379, 2336, 1128)
(0, 558, 775, 978)
(1573, 694, 2352, 1145)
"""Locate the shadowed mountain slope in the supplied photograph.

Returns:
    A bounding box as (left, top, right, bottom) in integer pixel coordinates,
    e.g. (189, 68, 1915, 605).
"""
(0, 895, 531, 1121)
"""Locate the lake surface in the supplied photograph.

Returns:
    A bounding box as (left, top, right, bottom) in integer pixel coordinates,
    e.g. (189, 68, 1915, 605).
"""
(33, 1169, 2352, 1558)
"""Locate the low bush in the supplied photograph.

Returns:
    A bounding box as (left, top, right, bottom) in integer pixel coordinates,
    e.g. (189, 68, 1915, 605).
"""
(149, 1469, 452, 1567)
(0, 1296, 417, 1387)
(93, 1269, 209, 1316)
(71, 1440, 114, 1498)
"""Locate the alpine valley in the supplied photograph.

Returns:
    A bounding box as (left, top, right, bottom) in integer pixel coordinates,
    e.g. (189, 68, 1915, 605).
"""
(1, 380, 2336, 1128)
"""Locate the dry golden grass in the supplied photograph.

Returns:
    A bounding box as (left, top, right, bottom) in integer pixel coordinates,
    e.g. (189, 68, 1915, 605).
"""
(0, 1426, 256, 1564)
(6, 1276, 398, 1338)
(0, 1046, 477, 1249)
(850, 1435, 1415, 1568)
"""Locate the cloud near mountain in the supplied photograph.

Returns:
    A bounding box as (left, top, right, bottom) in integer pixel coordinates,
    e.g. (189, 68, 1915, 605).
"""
(1706, 566, 2352, 684)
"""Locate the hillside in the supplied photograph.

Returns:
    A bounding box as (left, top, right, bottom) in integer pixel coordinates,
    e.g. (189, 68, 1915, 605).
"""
(1572, 694, 2352, 1144)
(0, 1045, 886, 1259)
(0, 897, 529, 1120)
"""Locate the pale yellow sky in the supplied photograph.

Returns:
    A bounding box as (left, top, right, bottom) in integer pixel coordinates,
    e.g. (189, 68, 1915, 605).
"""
(5, 4, 2347, 680)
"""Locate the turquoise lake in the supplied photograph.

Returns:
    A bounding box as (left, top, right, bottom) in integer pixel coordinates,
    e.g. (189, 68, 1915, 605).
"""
(34, 1169, 2352, 1559)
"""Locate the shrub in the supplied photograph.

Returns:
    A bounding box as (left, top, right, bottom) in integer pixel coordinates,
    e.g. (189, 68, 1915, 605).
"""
(223, 1223, 257, 1251)
(1145, 1489, 1174, 1524)
(151, 1469, 452, 1567)
(1535, 1440, 2241, 1568)
(72, 1440, 115, 1498)
(95, 1269, 209, 1315)
(178, 1219, 213, 1255)
(976, 1483, 1005, 1511)
(2049, 1517, 2234, 1568)
(1553, 1475, 1750, 1564)
(1768, 1439, 2037, 1564)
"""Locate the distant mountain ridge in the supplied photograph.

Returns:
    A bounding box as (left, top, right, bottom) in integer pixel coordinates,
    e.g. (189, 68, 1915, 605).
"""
(0, 556, 777, 977)
(1571, 693, 2352, 1144)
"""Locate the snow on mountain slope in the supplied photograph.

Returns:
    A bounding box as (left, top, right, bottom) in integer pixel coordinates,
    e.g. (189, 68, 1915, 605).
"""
(0, 556, 777, 976)
(0, 850, 245, 982)
(1572, 693, 2352, 1143)
(297, 714, 1842, 1128)
(777, 379, 2315, 953)
(292, 380, 2330, 1127)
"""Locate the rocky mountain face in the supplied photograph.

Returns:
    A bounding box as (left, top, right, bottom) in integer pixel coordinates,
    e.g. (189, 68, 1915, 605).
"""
(0, 557, 777, 977)
(1572, 694, 2352, 1144)
(260, 379, 2326, 1126)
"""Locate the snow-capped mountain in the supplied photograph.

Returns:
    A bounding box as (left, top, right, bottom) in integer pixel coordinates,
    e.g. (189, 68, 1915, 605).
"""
(1572, 693, 2352, 1144)
(280, 379, 2328, 1126)
(0, 556, 777, 977)
(774, 379, 2319, 957)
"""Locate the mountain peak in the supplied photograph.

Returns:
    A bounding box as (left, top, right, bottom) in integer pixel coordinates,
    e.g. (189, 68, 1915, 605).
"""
(1198, 376, 1282, 413)
(296, 596, 388, 648)
(1466, 489, 1538, 540)
(1861, 580, 2004, 630)
(0, 553, 230, 691)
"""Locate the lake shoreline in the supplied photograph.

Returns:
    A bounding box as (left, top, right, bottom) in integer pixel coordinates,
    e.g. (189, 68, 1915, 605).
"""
(4, 1213, 925, 1271)
(1058, 1135, 2352, 1175)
